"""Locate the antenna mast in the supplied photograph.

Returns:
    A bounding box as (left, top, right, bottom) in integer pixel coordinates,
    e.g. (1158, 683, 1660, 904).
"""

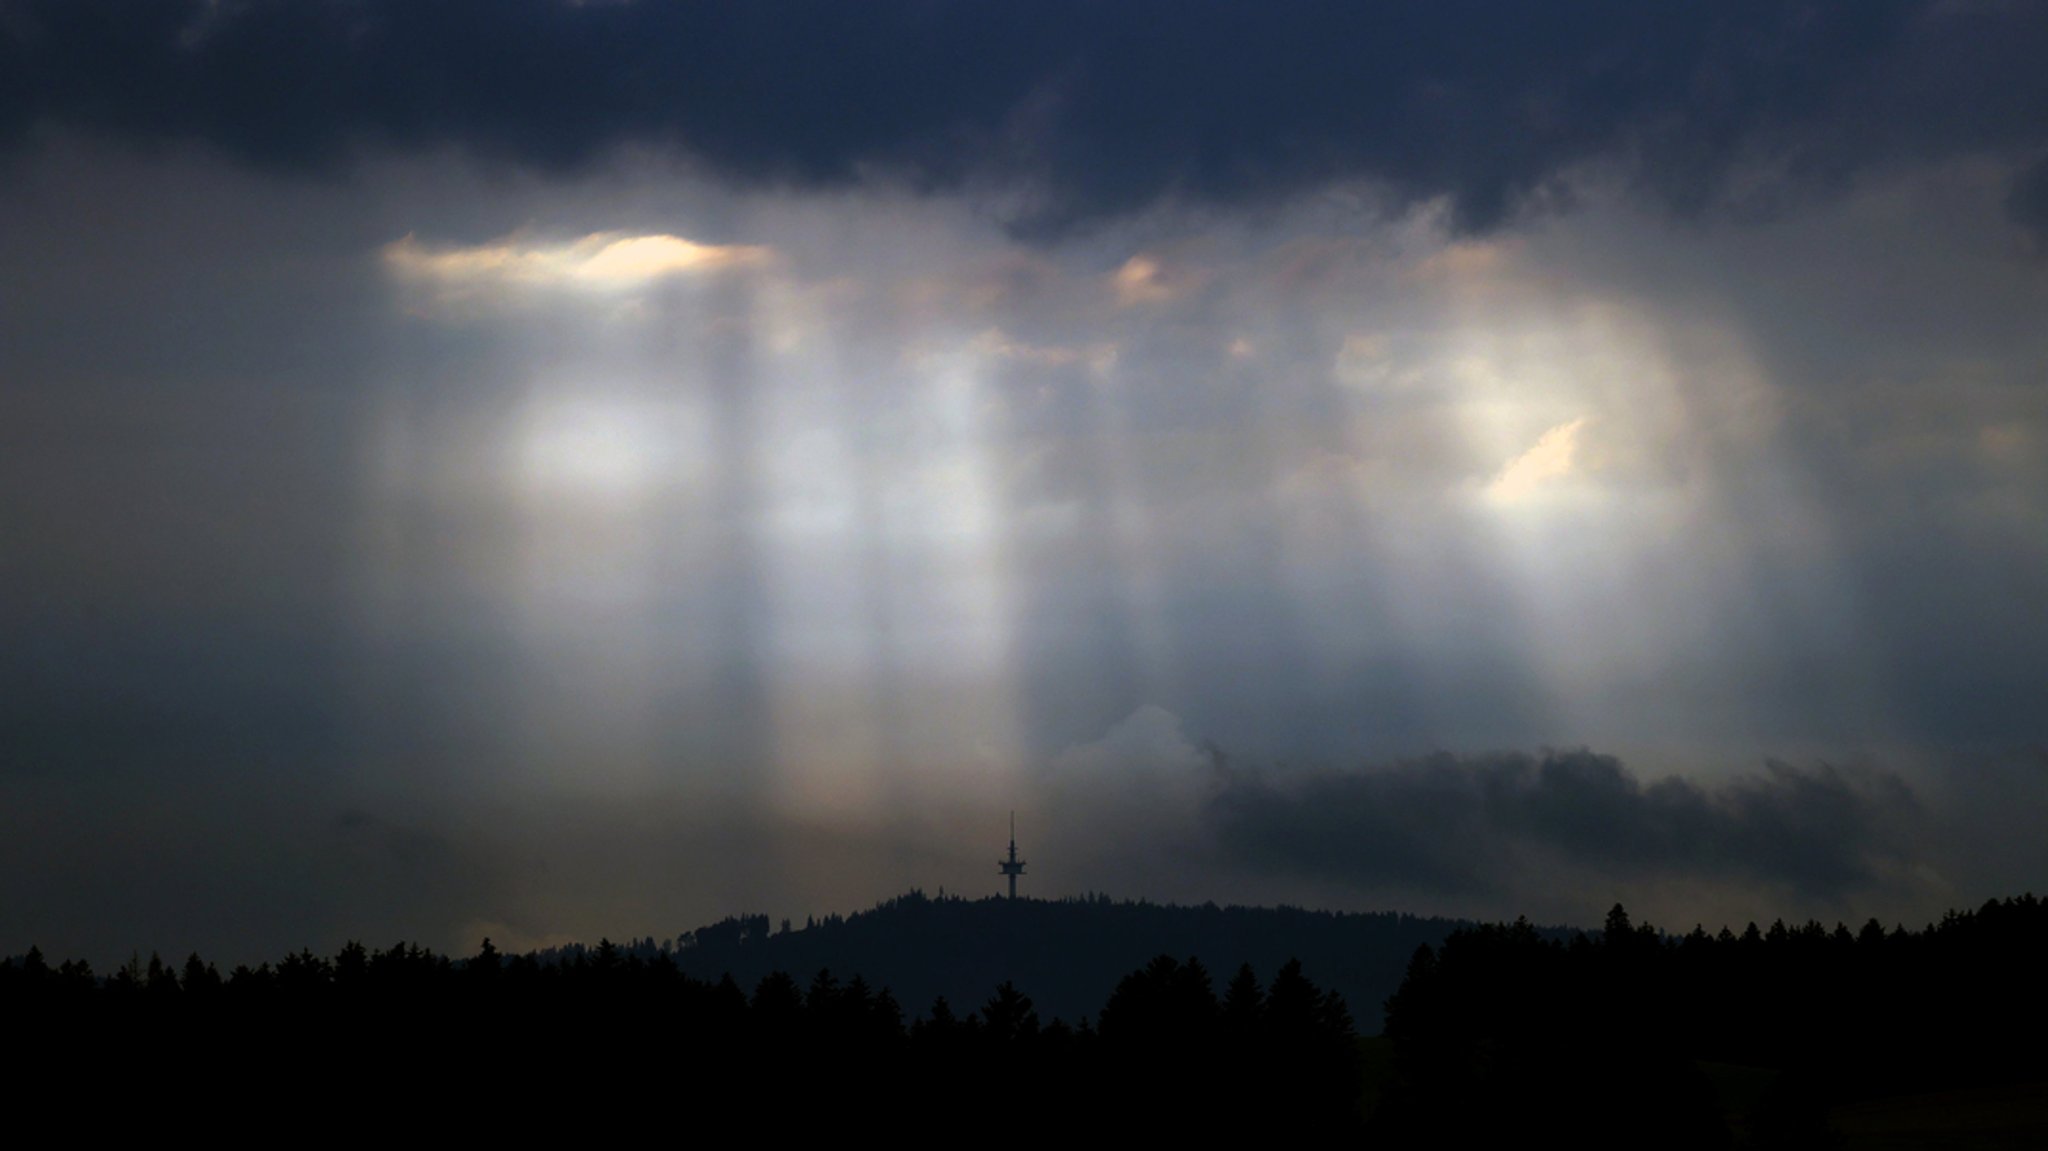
(998, 811, 1027, 899)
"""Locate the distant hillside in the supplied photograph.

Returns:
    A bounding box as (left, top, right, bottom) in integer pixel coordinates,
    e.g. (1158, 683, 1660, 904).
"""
(557, 891, 1576, 1029)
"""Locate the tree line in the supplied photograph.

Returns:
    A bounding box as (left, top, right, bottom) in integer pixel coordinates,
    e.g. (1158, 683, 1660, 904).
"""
(1374, 893, 2048, 1147)
(11, 892, 2042, 1141)
(2, 937, 1364, 1140)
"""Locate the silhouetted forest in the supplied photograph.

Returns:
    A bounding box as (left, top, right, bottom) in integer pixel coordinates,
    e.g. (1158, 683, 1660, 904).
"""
(7, 893, 2046, 1143)
(1375, 894, 2048, 1147)
(2, 933, 1362, 1139)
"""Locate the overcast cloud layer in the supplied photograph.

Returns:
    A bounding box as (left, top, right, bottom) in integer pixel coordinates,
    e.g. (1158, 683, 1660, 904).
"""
(2, 2, 2045, 963)
(7, 1, 2048, 231)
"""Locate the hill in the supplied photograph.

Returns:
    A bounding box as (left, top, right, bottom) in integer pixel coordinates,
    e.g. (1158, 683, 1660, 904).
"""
(563, 890, 1572, 1029)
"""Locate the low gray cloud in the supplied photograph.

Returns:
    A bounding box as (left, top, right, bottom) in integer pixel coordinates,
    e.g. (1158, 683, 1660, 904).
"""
(1206, 750, 1918, 903)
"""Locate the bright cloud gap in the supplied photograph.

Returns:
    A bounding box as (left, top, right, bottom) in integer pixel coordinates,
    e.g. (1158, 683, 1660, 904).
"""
(382, 230, 770, 293)
(1487, 417, 1589, 503)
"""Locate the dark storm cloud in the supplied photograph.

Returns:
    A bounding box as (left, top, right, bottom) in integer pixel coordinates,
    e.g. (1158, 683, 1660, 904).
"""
(5, 1, 2047, 231)
(1206, 750, 1916, 901)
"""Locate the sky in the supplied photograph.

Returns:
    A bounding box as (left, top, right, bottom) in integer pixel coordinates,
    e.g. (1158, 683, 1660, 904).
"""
(3, 0, 2046, 964)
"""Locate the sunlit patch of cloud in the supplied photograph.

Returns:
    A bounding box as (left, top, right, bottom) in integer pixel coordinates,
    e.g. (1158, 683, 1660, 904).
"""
(382, 230, 770, 297)
(1110, 254, 1197, 306)
(1485, 416, 1589, 502)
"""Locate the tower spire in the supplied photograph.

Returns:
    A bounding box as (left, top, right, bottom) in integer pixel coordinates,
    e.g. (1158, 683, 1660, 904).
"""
(998, 810, 1026, 899)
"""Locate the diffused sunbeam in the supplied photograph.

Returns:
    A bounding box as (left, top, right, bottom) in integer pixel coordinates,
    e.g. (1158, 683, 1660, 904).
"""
(1196, 296, 1398, 753)
(1641, 322, 1898, 751)
(500, 384, 713, 791)
(358, 210, 1053, 880)
(1426, 256, 1892, 750)
(708, 288, 1036, 828)
(1069, 342, 1179, 713)
(676, 270, 782, 799)
(355, 234, 796, 813)
(1356, 229, 1685, 740)
(885, 339, 1028, 807)
(1251, 228, 1552, 747)
(748, 296, 903, 821)
(1441, 300, 1689, 740)
(514, 396, 683, 500)
(1270, 341, 1469, 746)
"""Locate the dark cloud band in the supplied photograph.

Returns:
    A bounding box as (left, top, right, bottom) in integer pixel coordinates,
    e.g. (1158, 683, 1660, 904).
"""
(5, 1, 2046, 231)
(1206, 750, 1916, 901)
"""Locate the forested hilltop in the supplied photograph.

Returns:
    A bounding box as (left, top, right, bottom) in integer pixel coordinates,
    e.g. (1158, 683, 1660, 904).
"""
(553, 889, 1526, 1028)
